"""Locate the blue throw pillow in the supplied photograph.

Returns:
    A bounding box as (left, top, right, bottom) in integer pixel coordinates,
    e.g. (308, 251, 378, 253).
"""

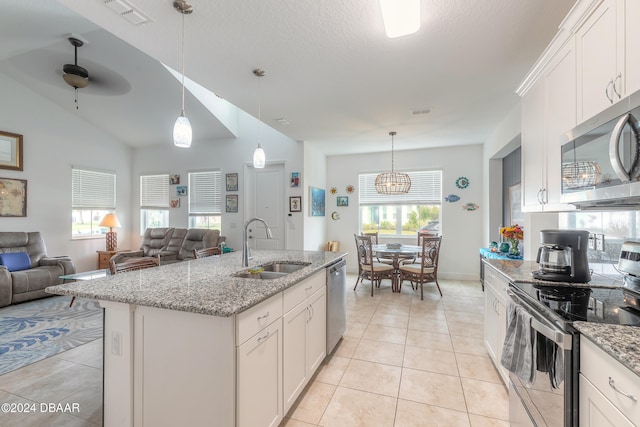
(0, 252, 31, 272)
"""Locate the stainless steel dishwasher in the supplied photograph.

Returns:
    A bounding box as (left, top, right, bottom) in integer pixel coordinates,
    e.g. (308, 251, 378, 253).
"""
(326, 258, 346, 355)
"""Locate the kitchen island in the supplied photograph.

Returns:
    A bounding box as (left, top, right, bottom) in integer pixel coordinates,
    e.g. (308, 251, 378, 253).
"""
(46, 249, 346, 427)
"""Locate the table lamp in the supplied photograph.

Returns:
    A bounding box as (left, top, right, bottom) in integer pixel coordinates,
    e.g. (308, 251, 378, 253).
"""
(99, 213, 121, 251)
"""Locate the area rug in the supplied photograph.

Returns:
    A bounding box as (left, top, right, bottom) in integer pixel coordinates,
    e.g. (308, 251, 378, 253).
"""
(0, 296, 103, 376)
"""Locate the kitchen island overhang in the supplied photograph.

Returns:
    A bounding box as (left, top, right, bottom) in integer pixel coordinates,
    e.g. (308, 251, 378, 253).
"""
(46, 249, 347, 427)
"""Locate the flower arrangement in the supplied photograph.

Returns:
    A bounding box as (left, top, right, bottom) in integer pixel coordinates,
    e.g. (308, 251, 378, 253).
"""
(500, 224, 523, 256)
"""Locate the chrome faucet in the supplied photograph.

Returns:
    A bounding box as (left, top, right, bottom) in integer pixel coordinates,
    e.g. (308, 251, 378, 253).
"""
(243, 217, 273, 267)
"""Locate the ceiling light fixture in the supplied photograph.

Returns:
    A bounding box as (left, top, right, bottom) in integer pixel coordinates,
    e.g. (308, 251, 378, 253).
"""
(173, 0, 193, 148)
(379, 0, 421, 38)
(253, 68, 266, 169)
(375, 131, 412, 194)
(62, 36, 89, 109)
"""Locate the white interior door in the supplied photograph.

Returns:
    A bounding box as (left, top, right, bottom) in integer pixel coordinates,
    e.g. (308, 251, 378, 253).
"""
(246, 163, 285, 250)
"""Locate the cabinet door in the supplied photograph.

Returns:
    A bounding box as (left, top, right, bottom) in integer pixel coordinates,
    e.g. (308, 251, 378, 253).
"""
(307, 287, 327, 375)
(483, 285, 499, 363)
(624, 0, 640, 96)
(544, 39, 577, 211)
(521, 78, 546, 211)
(580, 374, 635, 427)
(283, 301, 309, 413)
(576, 0, 619, 122)
(237, 319, 283, 427)
(495, 298, 509, 385)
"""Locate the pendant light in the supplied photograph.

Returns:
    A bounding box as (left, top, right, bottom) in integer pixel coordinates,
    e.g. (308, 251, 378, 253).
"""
(173, 0, 193, 148)
(253, 69, 266, 168)
(375, 131, 412, 194)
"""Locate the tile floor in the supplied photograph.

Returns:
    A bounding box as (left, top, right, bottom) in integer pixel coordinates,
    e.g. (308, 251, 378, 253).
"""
(281, 274, 509, 427)
(0, 274, 508, 427)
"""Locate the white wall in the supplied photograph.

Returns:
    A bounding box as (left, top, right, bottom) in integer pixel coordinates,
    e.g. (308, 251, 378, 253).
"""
(0, 74, 133, 272)
(327, 144, 484, 280)
(302, 142, 327, 251)
(132, 109, 304, 251)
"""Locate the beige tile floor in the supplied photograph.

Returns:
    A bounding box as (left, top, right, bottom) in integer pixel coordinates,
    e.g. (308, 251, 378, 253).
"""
(281, 274, 509, 427)
(0, 274, 507, 427)
(0, 338, 103, 427)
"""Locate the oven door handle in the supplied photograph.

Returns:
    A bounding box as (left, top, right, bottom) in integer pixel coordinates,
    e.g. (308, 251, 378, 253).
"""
(507, 289, 573, 351)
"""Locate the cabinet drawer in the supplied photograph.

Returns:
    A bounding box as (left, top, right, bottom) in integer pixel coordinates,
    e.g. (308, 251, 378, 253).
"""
(581, 337, 640, 424)
(483, 264, 509, 301)
(283, 271, 325, 313)
(237, 292, 283, 345)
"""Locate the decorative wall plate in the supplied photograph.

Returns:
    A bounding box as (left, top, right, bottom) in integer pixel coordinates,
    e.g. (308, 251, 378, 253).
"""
(346, 185, 355, 193)
(462, 202, 479, 211)
(455, 177, 469, 189)
(444, 194, 460, 203)
(330, 187, 337, 195)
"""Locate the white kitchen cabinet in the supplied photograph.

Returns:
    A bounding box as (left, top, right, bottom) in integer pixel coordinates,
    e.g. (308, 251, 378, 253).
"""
(283, 271, 327, 413)
(623, 0, 640, 97)
(576, 0, 625, 123)
(482, 263, 509, 385)
(522, 38, 577, 212)
(580, 337, 640, 426)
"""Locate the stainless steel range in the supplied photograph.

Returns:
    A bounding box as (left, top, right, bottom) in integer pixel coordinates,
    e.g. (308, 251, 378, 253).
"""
(504, 245, 640, 427)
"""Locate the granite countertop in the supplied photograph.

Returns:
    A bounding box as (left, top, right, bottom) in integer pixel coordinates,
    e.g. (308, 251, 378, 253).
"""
(484, 258, 624, 289)
(46, 250, 346, 317)
(574, 322, 640, 376)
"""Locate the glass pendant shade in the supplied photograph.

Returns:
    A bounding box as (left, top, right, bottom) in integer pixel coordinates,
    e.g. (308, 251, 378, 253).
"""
(253, 144, 266, 168)
(173, 113, 192, 148)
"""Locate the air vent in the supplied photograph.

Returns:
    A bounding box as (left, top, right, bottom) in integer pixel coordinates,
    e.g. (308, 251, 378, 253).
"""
(104, 0, 151, 25)
(410, 107, 431, 116)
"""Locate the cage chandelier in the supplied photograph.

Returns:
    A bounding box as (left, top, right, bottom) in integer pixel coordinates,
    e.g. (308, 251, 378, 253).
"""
(375, 131, 411, 194)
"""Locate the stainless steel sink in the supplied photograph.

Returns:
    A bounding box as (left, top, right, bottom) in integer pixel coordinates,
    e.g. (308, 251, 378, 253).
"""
(233, 271, 288, 280)
(260, 262, 310, 273)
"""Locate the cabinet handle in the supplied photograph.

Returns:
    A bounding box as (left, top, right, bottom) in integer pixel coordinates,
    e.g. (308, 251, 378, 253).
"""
(257, 312, 270, 321)
(613, 73, 622, 99)
(257, 331, 270, 343)
(606, 80, 614, 103)
(305, 286, 313, 293)
(306, 306, 312, 323)
(536, 189, 542, 205)
(608, 377, 637, 402)
(541, 188, 546, 205)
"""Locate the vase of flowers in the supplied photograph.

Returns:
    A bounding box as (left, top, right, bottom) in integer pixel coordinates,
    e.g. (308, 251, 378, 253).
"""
(500, 224, 523, 258)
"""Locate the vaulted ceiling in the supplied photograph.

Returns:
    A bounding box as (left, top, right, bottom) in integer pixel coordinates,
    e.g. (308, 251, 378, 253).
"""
(0, 0, 575, 154)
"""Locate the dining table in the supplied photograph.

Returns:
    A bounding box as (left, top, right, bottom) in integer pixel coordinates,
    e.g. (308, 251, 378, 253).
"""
(372, 244, 422, 292)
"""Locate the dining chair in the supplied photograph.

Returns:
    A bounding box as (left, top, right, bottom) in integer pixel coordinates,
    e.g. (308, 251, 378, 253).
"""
(361, 231, 395, 266)
(109, 256, 160, 275)
(354, 234, 396, 296)
(398, 236, 443, 299)
(193, 246, 222, 259)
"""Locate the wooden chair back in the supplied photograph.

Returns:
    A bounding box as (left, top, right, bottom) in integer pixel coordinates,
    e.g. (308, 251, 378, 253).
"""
(109, 257, 160, 275)
(193, 246, 222, 259)
(360, 231, 379, 245)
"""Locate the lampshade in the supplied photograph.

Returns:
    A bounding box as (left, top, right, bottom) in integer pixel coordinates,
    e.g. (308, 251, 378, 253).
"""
(375, 131, 411, 194)
(173, 0, 193, 148)
(173, 113, 192, 148)
(253, 144, 266, 169)
(99, 213, 121, 229)
(562, 161, 602, 189)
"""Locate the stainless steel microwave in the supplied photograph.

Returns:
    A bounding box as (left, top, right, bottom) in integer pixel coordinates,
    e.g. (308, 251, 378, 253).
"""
(561, 89, 640, 209)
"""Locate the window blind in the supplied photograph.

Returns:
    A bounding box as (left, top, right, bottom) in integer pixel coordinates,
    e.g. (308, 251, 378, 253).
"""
(140, 174, 169, 208)
(189, 171, 222, 214)
(359, 170, 442, 205)
(72, 167, 116, 209)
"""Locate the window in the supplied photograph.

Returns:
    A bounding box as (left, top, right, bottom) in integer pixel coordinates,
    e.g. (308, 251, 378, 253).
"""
(188, 171, 222, 230)
(359, 170, 442, 237)
(72, 167, 116, 238)
(140, 174, 169, 233)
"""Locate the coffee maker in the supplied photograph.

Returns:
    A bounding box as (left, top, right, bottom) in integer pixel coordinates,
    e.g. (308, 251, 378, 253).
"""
(532, 229, 591, 282)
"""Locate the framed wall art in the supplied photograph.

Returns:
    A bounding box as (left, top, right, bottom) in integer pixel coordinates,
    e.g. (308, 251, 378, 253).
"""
(290, 172, 300, 187)
(176, 186, 187, 196)
(336, 196, 348, 207)
(226, 195, 238, 213)
(310, 186, 325, 217)
(0, 177, 27, 217)
(169, 174, 180, 185)
(289, 196, 301, 212)
(226, 173, 238, 191)
(170, 198, 180, 208)
(0, 131, 23, 171)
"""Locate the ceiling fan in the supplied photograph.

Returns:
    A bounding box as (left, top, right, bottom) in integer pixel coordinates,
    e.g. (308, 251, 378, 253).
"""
(62, 35, 89, 108)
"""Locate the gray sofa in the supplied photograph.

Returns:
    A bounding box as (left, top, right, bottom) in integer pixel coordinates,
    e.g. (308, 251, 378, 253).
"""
(0, 232, 76, 308)
(110, 227, 225, 266)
